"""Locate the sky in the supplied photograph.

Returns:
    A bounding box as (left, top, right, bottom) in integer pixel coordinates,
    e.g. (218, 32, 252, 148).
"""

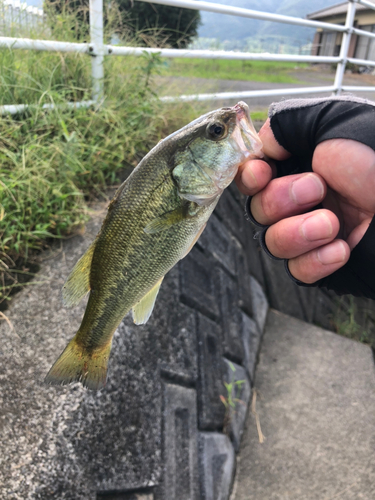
(24, 0, 42, 7)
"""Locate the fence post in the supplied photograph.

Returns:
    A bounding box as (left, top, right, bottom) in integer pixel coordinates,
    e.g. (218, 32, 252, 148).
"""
(333, 0, 357, 94)
(89, 0, 104, 102)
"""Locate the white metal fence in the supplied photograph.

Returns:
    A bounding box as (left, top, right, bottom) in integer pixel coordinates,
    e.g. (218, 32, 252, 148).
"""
(0, 0, 44, 37)
(1, 0, 375, 115)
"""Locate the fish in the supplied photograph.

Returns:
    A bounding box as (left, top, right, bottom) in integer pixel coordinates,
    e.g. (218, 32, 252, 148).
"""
(45, 101, 263, 390)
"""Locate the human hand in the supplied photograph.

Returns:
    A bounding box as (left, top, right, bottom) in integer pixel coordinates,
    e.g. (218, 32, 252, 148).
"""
(236, 97, 375, 298)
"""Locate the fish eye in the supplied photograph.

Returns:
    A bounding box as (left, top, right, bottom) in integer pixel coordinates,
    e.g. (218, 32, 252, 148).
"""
(207, 122, 226, 140)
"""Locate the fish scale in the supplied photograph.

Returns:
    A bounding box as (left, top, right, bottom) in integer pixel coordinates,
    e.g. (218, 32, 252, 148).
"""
(45, 101, 263, 390)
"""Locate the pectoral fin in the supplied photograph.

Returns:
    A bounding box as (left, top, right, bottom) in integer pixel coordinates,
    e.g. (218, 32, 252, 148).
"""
(143, 207, 186, 234)
(132, 277, 164, 325)
(62, 240, 96, 308)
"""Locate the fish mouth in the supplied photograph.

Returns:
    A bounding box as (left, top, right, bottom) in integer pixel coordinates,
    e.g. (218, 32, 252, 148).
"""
(232, 101, 263, 159)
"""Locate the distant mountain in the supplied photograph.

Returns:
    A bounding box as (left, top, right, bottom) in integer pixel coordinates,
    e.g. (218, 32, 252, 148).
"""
(23, 0, 341, 45)
(198, 0, 340, 45)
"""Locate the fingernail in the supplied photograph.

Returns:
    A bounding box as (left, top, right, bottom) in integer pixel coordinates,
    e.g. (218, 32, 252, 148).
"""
(301, 213, 333, 242)
(317, 241, 346, 265)
(290, 174, 324, 205)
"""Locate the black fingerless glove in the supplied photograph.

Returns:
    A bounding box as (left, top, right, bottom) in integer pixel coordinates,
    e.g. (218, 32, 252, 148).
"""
(254, 96, 375, 299)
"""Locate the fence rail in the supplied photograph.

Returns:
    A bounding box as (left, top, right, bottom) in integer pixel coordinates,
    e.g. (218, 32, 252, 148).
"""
(0, 0, 375, 115)
(139, 0, 349, 32)
(0, 35, 88, 52)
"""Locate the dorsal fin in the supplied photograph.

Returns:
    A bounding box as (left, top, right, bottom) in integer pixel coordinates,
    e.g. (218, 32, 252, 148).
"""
(132, 277, 164, 325)
(62, 240, 96, 308)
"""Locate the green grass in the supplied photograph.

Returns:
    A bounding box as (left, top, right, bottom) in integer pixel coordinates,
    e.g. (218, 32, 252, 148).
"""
(330, 296, 375, 346)
(0, 55, 160, 251)
(162, 58, 307, 83)
(250, 109, 268, 122)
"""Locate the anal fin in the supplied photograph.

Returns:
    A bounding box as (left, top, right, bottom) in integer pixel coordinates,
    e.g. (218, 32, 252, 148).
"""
(132, 277, 164, 325)
(62, 240, 96, 308)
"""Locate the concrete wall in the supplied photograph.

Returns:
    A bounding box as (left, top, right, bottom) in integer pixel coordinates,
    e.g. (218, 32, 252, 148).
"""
(1, 183, 269, 500)
(259, 235, 375, 347)
(2, 180, 372, 499)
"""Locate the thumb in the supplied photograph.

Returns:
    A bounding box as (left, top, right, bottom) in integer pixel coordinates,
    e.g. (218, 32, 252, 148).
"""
(347, 218, 372, 250)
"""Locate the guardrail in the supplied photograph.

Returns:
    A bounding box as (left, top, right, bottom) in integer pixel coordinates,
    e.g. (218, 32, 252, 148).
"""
(1, 0, 375, 115)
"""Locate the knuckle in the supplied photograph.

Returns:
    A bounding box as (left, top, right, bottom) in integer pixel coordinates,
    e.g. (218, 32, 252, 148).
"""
(288, 259, 310, 283)
(259, 191, 277, 223)
(266, 224, 289, 257)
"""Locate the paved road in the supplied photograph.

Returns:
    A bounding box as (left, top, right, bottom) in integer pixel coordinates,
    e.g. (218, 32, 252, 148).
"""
(157, 67, 375, 109)
(233, 309, 375, 500)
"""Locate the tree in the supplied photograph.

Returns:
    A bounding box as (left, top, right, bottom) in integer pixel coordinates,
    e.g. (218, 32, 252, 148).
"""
(45, 0, 200, 48)
(118, 1, 201, 48)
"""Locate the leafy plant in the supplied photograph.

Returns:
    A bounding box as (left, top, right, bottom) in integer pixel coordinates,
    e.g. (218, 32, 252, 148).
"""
(220, 361, 245, 434)
(330, 295, 373, 345)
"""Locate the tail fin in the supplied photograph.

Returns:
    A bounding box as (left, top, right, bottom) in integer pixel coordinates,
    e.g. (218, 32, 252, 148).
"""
(45, 337, 111, 390)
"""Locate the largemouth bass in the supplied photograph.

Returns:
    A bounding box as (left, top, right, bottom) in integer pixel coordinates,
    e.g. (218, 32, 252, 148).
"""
(45, 101, 263, 390)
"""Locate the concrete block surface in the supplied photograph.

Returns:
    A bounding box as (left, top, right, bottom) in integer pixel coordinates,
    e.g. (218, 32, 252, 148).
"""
(215, 188, 247, 248)
(179, 248, 220, 321)
(260, 255, 305, 321)
(216, 268, 243, 363)
(199, 432, 235, 500)
(159, 383, 199, 500)
(198, 215, 237, 276)
(197, 314, 226, 431)
(240, 312, 260, 383)
(249, 276, 268, 333)
(234, 242, 254, 318)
